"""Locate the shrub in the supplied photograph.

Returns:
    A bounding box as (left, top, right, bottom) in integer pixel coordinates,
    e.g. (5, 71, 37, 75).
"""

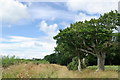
(2, 56, 18, 68)
(67, 57, 78, 70)
(67, 57, 87, 70)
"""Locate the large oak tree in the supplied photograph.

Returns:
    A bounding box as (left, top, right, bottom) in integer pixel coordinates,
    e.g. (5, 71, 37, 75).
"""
(54, 11, 120, 71)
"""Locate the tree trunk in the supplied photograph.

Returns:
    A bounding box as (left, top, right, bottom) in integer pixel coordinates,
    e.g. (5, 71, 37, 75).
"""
(96, 53, 105, 71)
(82, 58, 86, 68)
(78, 53, 82, 72)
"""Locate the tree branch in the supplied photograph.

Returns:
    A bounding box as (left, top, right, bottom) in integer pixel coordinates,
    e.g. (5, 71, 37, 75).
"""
(79, 48, 96, 56)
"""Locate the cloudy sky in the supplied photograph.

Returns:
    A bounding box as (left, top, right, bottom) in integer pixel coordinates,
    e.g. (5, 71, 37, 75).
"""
(0, 0, 119, 59)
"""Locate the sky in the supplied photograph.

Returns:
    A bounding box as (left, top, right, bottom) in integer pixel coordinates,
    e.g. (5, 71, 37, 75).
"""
(0, 0, 119, 59)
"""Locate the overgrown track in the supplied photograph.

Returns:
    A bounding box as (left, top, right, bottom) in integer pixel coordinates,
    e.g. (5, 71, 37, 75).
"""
(2, 63, 118, 78)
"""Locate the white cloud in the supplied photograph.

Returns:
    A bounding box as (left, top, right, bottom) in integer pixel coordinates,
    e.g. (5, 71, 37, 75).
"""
(28, 4, 74, 21)
(0, 36, 56, 59)
(0, 0, 29, 24)
(39, 20, 59, 37)
(75, 13, 99, 22)
(0, 38, 8, 42)
(60, 22, 70, 28)
(67, 0, 119, 14)
(8, 36, 37, 42)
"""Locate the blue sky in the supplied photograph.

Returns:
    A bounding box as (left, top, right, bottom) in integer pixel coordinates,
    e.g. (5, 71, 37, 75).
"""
(0, 0, 119, 59)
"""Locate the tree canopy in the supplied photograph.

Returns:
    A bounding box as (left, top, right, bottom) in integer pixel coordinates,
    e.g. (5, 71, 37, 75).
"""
(53, 10, 120, 71)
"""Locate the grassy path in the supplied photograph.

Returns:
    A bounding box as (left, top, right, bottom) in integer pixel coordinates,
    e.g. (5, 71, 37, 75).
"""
(2, 63, 118, 78)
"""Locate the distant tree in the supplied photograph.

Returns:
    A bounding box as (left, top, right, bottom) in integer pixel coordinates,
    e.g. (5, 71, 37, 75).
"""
(44, 53, 57, 64)
(105, 33, 120, 65)
(44, 52, 73, 65)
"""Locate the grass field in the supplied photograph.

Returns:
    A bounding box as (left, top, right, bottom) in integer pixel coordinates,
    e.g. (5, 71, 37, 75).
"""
(87, 65, 118, 71)
(2, 63, 118, 78)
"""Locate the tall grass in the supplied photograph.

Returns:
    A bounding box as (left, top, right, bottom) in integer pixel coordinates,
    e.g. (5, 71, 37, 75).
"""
(2, 55, 118, 78)
(2, 55, 49, 68)
(3, 63, 118, 78)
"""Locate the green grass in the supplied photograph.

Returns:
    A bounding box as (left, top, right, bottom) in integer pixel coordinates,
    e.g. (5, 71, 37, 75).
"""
(87, 65, 118, 71)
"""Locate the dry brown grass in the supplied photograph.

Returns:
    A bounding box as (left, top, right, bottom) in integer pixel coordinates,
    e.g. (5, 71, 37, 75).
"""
(2, 63, 118, 78)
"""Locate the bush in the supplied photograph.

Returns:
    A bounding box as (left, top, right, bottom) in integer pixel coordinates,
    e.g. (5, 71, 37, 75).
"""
(67, 57, 78, 70)
(2, 56, 18, 68)
(67, 57, 87, 70)
(67, 61, 78, 70)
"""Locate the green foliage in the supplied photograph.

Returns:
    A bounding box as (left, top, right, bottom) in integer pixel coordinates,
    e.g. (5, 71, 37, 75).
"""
(67, 57, 88, 70)
(67, 61, 78, 70)
(53, 10, 120, 71)
(105, 33, 120, 65)
(32, 60, 49, 65)
(2, 56, 49, 68)
(54, 10, 119, 55)
(44, 53, 58, 64)
(67, 57, 78, 70)
(2, 56, 20, 68)
(44, 53, 73, 66)
(86, 54, 97, 66)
